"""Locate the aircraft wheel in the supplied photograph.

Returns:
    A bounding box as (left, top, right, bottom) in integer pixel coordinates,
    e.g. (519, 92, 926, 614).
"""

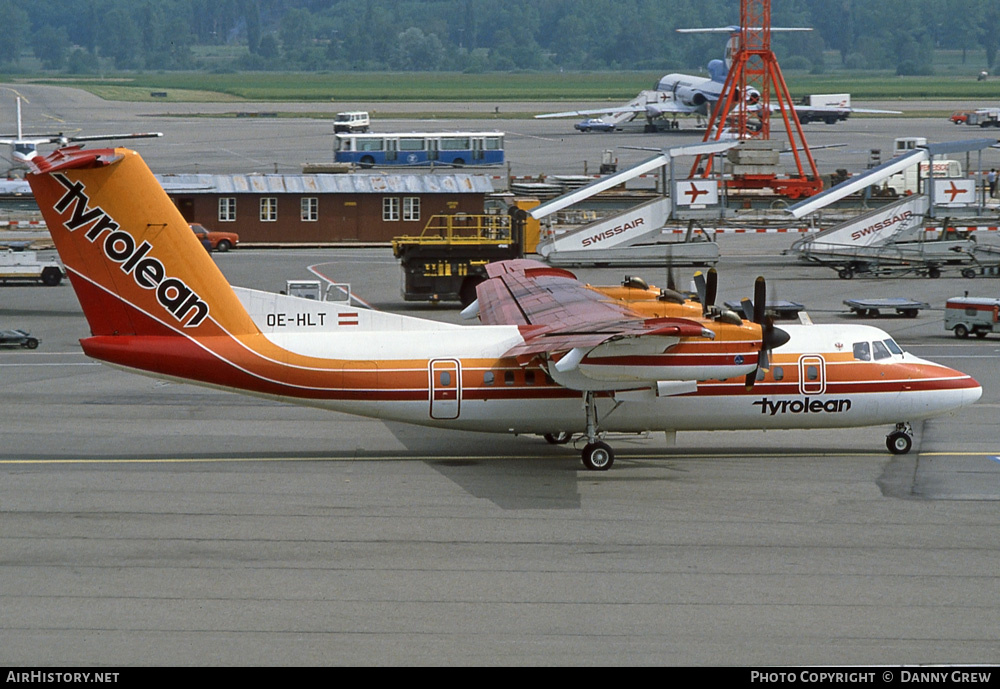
(582, 442, 614, 471)
(886, 431, 912, 455)
(543, 432, 572, 445)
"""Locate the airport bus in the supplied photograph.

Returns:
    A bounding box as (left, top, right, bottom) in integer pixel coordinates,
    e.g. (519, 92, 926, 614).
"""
(334, 131, 504, 168)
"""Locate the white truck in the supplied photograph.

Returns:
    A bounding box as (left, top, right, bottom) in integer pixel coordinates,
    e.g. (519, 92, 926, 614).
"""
(333, 111, 370, 134)
(945, 297, 1000, 338)
(796, 93, 852, 124)
(966, 108, 1000, 128)
(0, 248, 65, 286)
(883, 159, 964, 196)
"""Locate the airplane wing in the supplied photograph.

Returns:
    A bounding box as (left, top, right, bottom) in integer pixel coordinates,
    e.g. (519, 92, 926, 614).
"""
(65, 132, 163, 143)
(534, 105, 647, 119)
(792, 105, 902, 118)
(475, 259, 712, 360)
(536, 90, 696, 119)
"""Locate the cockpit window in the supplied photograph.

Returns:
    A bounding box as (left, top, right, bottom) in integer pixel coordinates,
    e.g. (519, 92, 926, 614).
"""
(852, 342, 871, 361)
(872, 340, 891, 360)
(884, 339, 903, 355)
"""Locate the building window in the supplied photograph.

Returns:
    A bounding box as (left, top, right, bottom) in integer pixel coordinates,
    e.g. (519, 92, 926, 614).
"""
(301, 197, 318, 222)
(403, 196, 420, 222)
(260, 197, 277, 222)
(218, 197, 236, 222)
(383, 197, 399, 221)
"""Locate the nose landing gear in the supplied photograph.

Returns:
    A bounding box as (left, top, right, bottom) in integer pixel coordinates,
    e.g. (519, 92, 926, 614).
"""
(886, 423, 914, 455)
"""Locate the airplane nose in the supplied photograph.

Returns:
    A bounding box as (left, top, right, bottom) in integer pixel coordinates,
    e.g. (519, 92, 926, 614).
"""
(964, 379, 984, 407)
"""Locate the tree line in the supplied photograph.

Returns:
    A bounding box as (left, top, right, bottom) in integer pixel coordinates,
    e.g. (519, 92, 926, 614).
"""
(2, 0, 998, 75)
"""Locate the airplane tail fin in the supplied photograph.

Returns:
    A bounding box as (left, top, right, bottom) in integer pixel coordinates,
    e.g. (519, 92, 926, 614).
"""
(27, 147, 259, 341)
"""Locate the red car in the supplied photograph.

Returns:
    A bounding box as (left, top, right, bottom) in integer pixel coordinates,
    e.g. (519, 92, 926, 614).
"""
(949, 111, 972, 125)
(190, 223, 239, 252)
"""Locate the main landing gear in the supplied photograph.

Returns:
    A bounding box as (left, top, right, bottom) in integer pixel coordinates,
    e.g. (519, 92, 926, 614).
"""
(886, 422, 914, 455)
(543, 392, 617, 470)
(581, 391, 614, 471)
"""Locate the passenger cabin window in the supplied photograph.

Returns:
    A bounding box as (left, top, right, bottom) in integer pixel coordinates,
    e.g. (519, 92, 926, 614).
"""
(806, 365, 819, 381)
(772, 366, 783, 381)
(483, 371, 494, 386)
(853, 342, 871, 361)
(504, 371, 515, 386)
(439, 371, 451, 386)
(872, 340, 891, 360)
(524, 370, 536, 386)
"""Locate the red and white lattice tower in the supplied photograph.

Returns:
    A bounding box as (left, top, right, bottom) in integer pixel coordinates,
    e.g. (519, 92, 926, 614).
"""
(692, 0, 822, 198)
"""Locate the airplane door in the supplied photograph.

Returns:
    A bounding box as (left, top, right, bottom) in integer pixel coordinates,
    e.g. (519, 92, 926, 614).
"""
(798, 355, 826, 395)
(429, 359, 461, 419)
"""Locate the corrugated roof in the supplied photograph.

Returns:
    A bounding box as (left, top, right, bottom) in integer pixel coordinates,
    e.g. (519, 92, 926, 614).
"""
(156, 172, 493, 195)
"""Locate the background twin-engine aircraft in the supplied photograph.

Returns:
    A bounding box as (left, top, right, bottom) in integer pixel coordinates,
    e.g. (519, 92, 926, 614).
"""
(25, 146, 981, 470)
(536, 26, 899, 131)
(0, 96, 160, 174)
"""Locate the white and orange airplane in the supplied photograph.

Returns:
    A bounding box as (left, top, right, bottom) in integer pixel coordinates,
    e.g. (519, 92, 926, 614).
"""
(26, 147, 982, 470)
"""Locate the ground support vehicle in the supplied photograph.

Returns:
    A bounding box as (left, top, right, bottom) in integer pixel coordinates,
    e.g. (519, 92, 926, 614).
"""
(966, 109, 1000, 128)
(724, 299, 805, 321)
(392, 212, 522, 306)
(945, 296, 1000, 338)
(0, 248, 64, 286)
(333, 111, 370, 134)
(843, 298, 929, 318)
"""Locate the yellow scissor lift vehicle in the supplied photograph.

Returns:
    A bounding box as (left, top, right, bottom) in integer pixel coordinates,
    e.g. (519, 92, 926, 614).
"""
(392, 204, 535, 306)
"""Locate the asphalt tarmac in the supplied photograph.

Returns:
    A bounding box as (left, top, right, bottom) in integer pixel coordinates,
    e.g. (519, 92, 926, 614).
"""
(1, 84, 1000, 666)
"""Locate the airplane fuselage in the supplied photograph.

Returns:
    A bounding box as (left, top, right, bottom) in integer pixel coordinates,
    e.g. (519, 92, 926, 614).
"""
(81, 289, 980, 438)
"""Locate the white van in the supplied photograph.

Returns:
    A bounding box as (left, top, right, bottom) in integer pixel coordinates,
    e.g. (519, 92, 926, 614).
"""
(945, 296, 1000, 338)
(334, 111, 370, 133)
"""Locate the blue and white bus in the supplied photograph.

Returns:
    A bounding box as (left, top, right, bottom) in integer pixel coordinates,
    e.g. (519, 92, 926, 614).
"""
(334, 131, 504, 168)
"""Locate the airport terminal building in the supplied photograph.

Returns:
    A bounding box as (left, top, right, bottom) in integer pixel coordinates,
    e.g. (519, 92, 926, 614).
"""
(159, 172, 494, 244)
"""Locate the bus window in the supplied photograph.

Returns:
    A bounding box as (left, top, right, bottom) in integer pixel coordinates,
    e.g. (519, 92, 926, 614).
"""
(398, 137, 424, 151)
(440, 137, 470, 151)
(358, 138, 384, 152)
(485, 137, 502, 150)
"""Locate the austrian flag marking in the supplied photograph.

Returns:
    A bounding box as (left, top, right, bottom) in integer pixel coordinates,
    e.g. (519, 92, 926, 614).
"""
(51, 173, 210, 328)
